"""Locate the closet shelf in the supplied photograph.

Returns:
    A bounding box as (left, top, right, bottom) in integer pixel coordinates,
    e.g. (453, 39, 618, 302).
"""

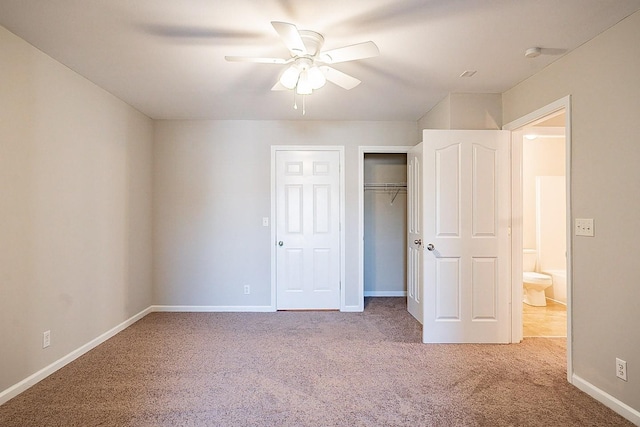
(364, 182, 407, 205)
(363, 182, 407, 189)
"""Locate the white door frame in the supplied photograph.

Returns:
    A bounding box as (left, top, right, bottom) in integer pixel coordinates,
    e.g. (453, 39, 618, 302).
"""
(270, 146, 346, 311)
(356, 146, 414, 312)
(503, 95, 572, 381)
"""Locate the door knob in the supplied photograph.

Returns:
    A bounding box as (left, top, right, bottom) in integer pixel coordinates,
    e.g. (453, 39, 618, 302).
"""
(413, 239, 422, 245)
(278, 241, 284, 247)
(426, 243, 435, 251)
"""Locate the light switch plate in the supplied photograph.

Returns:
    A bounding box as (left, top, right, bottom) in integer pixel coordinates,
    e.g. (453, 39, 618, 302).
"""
(575, 218, 594, 236)
(262, 217, 269, 227)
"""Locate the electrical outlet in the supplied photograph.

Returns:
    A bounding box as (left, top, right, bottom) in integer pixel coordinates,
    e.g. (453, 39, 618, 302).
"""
(616, 358, 628, 381)
(575, 218, 594, 236)
(244, 285, 250, 295)
(43, 330, 51, 348)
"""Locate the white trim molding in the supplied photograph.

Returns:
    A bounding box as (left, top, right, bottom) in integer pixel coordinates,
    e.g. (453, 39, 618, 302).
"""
(0, 306, 153, 406)
(572, 374, 640, 425)
(364, 291, 407, 297)
(357, 146, 414, 312)
(152, 305, 274, 312)
(503, 95, 573, 381)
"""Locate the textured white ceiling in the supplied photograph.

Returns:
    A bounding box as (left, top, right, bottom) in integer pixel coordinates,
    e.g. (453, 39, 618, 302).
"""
(1, 0, 639, 121)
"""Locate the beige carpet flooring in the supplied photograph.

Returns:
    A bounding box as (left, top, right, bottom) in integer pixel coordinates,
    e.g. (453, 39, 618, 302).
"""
(0, 298, 633, 426)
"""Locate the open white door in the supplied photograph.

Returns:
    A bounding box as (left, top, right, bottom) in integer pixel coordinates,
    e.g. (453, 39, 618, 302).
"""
(275, 150, 341, 310)
(422, 130, 511, 343)
(407, 143, 423, 324)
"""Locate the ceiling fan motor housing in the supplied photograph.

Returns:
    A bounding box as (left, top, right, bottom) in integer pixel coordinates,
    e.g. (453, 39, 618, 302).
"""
(297, 30, 325, 57)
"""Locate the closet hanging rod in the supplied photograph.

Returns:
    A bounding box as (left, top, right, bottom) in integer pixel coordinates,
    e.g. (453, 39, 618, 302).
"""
(363, 182, 407, 189)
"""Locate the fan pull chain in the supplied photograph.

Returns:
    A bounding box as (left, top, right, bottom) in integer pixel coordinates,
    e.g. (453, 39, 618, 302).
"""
(291, 90, 307, 115)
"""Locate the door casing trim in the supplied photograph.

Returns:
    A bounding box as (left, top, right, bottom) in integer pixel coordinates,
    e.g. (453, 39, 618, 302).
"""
(503, 95, 572, 381)
(356, 146, 414, 312)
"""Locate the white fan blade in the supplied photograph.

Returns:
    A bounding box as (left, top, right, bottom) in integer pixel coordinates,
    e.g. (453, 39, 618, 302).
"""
(271, 21, 306, 56)
(320, 41, 379, 64)
(321, 66, 361, 90)
(225, 56, 289, 64)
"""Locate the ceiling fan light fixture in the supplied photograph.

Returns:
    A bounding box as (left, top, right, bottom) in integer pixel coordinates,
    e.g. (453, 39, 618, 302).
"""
(296, 71, 313, 95)
(280, 65, 300, 89)
(227, 21, 379, 113)
(307, 66, 326, 90)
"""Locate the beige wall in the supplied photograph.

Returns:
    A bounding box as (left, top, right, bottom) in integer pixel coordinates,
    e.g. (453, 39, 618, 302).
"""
(0, 26, 154, 392)
(503, 10, 640, 412)
(418, 93, 502, 130)
(418, 94, 451, 130)
(153, 120, 418, 309)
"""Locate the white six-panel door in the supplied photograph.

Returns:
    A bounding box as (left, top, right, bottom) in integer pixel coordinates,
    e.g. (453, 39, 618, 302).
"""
(407, 143, 424, 324)
(422, 130, 511, 343)
(275, 150, 341, 310)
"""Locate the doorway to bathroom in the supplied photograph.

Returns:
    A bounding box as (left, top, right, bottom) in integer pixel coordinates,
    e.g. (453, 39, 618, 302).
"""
(520, 114, 567, 338)
(504, 96, 572, 366)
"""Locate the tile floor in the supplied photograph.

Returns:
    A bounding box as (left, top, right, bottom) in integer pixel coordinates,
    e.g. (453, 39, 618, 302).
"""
(523, 299, 567, 337)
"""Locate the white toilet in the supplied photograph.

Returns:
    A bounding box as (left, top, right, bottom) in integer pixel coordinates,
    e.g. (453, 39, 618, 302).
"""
(523, 249, 553, 306)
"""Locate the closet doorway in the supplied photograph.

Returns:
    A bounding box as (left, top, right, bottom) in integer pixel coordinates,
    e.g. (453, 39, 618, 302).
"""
(357, 146, 413, 312)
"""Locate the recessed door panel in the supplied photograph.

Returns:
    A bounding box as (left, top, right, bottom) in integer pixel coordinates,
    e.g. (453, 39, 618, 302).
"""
(285, 162, 303, 175)
(472, 144, 498, 237)
(285, 249, 303, 292)
(435, 144, 461, 237)
(472, 257, 498, 320)
(313, 185, 331, 234)
(313, 248, 331, 291)
(435, 257, 461, 320)
(313, 161, 330, 175)
(285, 185, 303, 234)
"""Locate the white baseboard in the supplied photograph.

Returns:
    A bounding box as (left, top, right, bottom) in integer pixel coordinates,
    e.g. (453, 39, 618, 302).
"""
(572, 374, 640, 425)
(364, 291, 407, 297)
(151, 305, 275, 312)
(0, 306, 153, 406)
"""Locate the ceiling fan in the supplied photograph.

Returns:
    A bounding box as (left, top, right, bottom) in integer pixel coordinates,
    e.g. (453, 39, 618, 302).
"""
(225, 21, 379, 103)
